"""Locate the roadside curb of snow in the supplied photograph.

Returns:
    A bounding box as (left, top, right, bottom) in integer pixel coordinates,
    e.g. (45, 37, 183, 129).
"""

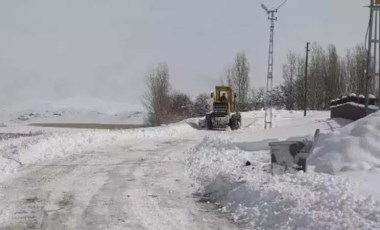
(186, 136, 380, 229)
(309, 111, 380, 174)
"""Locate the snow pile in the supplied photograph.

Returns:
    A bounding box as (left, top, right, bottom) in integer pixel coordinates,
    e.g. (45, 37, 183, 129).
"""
(187, 136, 380, 229)
(309, 111, 380, 174)
(0, 122, 195, 177)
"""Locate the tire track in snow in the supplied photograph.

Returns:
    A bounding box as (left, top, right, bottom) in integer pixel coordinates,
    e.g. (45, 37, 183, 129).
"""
(0, 137, 240, 230)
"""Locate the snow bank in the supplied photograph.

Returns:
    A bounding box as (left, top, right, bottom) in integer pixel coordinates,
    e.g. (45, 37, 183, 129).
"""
(309, 111, 380, 174)
(233, 110, 347, 145)
(187, 136, 380, 229)
(0, 122, 194, 178)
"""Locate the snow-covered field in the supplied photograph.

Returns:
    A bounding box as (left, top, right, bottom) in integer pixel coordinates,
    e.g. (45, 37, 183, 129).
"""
(0, 109, 379, 229)
(0, 97, 145, 128)
(0, 98, 146, 136)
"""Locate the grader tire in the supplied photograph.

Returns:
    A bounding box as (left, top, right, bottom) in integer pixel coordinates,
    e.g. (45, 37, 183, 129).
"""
(237, 113, 242, 124)
(205, 114, 213, 130)
(230, 115, 240, 130)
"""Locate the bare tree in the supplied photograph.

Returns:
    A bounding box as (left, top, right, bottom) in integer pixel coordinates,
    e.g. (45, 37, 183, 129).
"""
(169, 92, 194, 122)
(294, 55, 306, 110)
(143, 63, 171, 126)
(271, 85, 284, 109)
(325, 44, 341, 109)
(307, 43, 327, 110)
(226, 52, 250, 111)
(253, 87, 266, 110)
(281, 52, 297, 110)
(344, 45, 367, 95)
(193, 93, 211, 116)
(277, 42, 369, 111)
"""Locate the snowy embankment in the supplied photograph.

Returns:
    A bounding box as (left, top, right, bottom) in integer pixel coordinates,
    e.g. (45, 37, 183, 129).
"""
(187, 111, 380, 229)
(309, 111, 380, 174)
(308, 111, 380, 199)
(0, 122, 195, 179)
(187, 137, 380, 229)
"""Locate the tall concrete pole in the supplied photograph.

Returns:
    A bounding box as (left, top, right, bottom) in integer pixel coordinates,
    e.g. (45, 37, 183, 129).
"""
(365, 0, 374, 115)
(264, 10, 276, 129)
(304, 42, 310, 117)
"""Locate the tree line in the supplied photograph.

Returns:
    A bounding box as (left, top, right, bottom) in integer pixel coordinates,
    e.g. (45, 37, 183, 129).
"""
(278, 43, 374, 111)
(142, 52, 252, 126)
(143, 43, 373, 126)
(142, 63, 210, 125)
(249, 43, 374, 111)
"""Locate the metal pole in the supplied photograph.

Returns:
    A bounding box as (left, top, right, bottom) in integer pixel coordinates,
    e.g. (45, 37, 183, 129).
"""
(365, 0, 374, 115)
(304, 42, 310, 117)
(375, 8, 378, 74)
(264, 10, 276, 129)
(261, 2, 287, 128)
(378, 6, 380, 106)
(362, 60, 366, 94)
(374, 8, 378, 106)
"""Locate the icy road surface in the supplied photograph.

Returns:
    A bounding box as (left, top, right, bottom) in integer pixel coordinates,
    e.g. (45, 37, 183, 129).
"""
(0, 136, 238, 229)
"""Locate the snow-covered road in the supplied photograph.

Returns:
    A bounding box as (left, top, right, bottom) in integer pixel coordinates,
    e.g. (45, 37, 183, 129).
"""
(1, 110, 380, 229)
(0, 136, 238, 229)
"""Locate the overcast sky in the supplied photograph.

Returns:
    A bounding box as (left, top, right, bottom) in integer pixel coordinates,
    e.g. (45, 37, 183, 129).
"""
(0, 0, 370, 109)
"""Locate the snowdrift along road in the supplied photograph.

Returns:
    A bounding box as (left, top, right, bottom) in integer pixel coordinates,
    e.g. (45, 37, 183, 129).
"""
(309, 111, 380, 174)
(186, 111, 380, 229)
(187, 136, 380, 229)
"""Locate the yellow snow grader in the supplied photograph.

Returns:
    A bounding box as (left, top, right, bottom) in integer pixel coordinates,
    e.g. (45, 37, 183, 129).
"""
(205, 86, 241, 130)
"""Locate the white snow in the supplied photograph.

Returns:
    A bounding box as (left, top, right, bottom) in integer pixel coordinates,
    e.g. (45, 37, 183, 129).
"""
(2, 108, 380, 229)
(0, 122, 195, 179)
(308, 111, 380, 200)
(187, 136, 380, 229)
(0, 97, 145, 126)
(2, 97, 143, 115)
(10, 110, 145, 125)
(309, 111, 380, 174)
(186, 110, 380, 229)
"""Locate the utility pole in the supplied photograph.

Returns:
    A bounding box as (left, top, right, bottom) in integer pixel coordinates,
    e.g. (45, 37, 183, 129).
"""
(261, 0, 287, 129)
(304, 42, 310, 117)
(263, 9, 276, 129)
(365, 0, 380, 114)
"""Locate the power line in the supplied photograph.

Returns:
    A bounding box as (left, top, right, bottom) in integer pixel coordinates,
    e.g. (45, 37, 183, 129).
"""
(275, 0, 288, 11)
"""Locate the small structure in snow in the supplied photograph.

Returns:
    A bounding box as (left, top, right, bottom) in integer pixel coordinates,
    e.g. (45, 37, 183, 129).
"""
(330, 94, 379, 120)
(268, 129, 319, 174)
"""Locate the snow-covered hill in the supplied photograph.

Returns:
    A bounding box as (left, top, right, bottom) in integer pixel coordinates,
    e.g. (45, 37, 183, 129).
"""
(0, 97, 145, 126)
(6, 110, 145, 125)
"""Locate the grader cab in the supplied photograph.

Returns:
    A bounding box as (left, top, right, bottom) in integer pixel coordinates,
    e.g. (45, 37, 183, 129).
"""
(205, 86, 241, 130)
